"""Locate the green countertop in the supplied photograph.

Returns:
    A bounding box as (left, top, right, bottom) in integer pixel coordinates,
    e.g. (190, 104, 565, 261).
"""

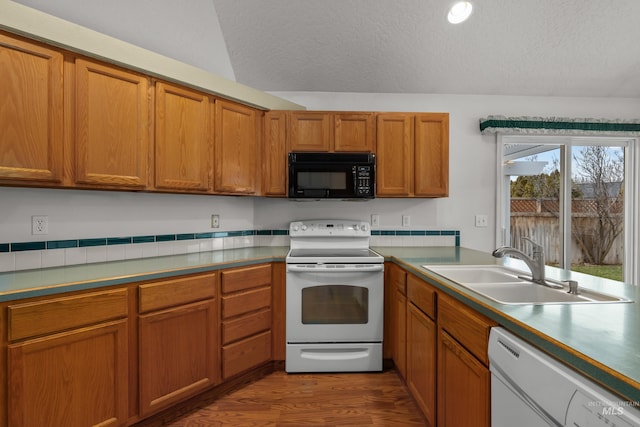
(372, 246, 640, 404)
(1, 245, 638, 403)
(0, 246, 288, 301)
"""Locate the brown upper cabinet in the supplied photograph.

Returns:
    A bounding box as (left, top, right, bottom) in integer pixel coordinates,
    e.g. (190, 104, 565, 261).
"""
(289, 111, 375, 153)
(154, 81, 213, 192)
(263, 111, 288, 196)
(376, 112, 449, 197)
(1, 31, 450, 200)
(214, 99, 261, 195)
(289, 111, 332, 151)
(74, 58, 150, 189)
(334, 113, 375, 152)
(0, 32, 64, 185)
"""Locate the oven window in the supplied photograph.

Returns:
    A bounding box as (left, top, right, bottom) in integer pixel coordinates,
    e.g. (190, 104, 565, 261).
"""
(301, 285, 368, 324)
(297, 172, 347, 190)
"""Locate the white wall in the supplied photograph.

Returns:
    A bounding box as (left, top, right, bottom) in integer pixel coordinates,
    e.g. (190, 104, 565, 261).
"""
(0, 187, 255, 242)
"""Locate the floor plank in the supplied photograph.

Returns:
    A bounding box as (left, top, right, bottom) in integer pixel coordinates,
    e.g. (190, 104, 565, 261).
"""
(160, 369, 427, 426)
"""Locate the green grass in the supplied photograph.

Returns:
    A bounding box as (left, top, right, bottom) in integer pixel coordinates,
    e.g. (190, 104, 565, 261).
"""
(570, 264, 623, 282)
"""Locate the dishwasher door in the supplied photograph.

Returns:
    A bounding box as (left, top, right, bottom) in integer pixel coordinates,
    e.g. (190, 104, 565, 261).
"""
(489, 327, 640, 427)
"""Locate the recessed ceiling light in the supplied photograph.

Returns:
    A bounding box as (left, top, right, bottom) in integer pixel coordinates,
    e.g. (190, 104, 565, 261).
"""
(447, 1, 473, 24)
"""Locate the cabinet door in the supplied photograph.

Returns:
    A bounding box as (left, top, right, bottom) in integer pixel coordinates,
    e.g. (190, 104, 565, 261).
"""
(393, 288, 407, 379)
(334, 112, 375, 152)
(75, 58, 149, 188)
(415, 113, 449, 197)
(407, 303, 436, 426)
(263, 111, 288, 196)
(289, 111, 332, 151)
(155, 81, 211, 191)
(214, 99, 259, 194)
(138, 299, 217, 417)
(376, 113, 412, 196)
(0, 32, 64, 183)
(8, 320, 128, 427)
(437, 329, 490, 427)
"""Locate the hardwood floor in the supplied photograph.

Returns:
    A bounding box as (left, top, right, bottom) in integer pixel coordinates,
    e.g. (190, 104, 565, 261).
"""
(140, 368, 427, 426)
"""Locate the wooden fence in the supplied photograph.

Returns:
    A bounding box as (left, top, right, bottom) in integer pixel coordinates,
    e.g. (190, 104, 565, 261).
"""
(510, 198, 623, 265)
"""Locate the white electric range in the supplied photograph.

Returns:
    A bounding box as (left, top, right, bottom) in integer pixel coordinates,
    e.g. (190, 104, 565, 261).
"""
(285, 219, 384, 373)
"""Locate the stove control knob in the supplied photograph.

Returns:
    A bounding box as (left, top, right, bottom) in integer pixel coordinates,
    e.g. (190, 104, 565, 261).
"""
(292, 225, 299, 232)
(360, 223, 369, 232)
(301, 225, 308, 231)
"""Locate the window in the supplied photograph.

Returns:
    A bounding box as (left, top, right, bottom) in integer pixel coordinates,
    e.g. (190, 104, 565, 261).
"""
(496, 135, 638, 284)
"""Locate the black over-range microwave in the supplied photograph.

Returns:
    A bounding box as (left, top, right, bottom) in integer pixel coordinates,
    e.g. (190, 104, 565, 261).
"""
(288, 152, 376, 199)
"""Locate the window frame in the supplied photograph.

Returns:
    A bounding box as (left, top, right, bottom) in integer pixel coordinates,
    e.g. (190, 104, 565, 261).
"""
(496, 134, 638, 285)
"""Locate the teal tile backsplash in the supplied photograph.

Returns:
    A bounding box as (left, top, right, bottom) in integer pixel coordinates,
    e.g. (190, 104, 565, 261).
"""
(0, 228, 460, 272)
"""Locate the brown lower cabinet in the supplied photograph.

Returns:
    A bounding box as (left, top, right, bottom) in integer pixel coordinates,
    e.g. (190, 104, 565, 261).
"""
(395, 270, 496, 427)
(6, 289, 129, 426)
(1, 263, 277, 427)
(3, 262, 496, 426)
(407, 303, 437, 426)
(138, 273, 218, 417)
(220, 264, 273, 379)
(388, 263, 408, 378)
(406, 274, 437, 427)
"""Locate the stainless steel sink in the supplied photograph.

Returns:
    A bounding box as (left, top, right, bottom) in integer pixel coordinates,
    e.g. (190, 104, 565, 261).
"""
(422, 265, 632, 305)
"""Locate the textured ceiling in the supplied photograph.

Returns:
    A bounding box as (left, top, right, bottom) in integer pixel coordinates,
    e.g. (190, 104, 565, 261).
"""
(212, 0, 640, 97)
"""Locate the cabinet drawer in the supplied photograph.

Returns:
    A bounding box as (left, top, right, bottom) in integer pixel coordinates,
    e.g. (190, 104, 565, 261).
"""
(438, 293, 497, 365)
(8, 288, 128, 341)
(407, 274, 436, 320)
(222, 330, 271, 379)
(139, 273, 215, 313)
(389, 263, 407, 295)
(221, 264, 271, 294)
(222, 308, 271, 345)
(222, 287, 271, 319)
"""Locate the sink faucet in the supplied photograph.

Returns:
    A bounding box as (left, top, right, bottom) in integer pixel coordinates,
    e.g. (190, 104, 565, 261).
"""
(492, 238, 555, 287)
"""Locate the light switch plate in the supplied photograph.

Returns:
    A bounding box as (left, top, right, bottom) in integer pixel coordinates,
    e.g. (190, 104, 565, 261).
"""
(475, 214, 488, 228)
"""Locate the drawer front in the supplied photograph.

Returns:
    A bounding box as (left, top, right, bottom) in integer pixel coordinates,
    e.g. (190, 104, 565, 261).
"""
(222, 287, 271, 319)
(407, 274, 436, 320)
(8, 288, 128, 341)
(438, 293, 497, 365)
(222, 308, 271, 345)
(389, 263, 407, 295)
(221, 264, 271, 294)
(222, 330, 271, 379)
(139, 273, 215, 313)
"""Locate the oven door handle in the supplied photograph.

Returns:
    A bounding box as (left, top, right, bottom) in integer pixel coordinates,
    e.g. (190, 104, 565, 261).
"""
(286, 264, 384, 273)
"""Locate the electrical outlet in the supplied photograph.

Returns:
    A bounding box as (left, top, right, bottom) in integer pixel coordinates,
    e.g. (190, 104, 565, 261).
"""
(211, 214, 220, 228)
(371, 214, 380, 228)
(32, 215, 49, 235)
(475, 214, 488, 228)
(402, 215, 410, 227)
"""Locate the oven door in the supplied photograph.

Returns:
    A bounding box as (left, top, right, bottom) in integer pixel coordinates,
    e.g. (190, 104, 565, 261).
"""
(286, 263, 384, 343)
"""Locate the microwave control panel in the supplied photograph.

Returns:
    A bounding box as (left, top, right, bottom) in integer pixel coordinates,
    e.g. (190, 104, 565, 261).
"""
(355, 165, 373, 195)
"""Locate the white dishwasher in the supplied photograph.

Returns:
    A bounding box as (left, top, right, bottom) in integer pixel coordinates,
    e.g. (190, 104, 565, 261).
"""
(489, 327, 640, 427)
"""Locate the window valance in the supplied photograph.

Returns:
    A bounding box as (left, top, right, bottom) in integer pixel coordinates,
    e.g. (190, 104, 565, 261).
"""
(479, 116, 640, 136)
